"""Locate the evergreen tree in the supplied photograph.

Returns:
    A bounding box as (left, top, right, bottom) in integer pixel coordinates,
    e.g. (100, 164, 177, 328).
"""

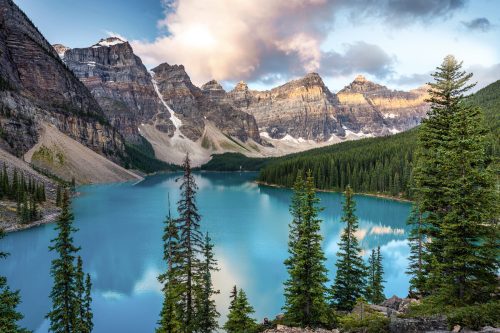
(0, 229, 29, 333)
(47, 191, 80, 333)
(195, 233, 220, 333)
(283, 172, 329, 327)
(83, 274, 93, 333)
(73, 256, 90, 333)
(371, 247, 385, 304)
(406, 205, 428, 297)
(414, 55, 499, 304)
(176, 154, 204, 332)
(157, 197, 182, 333)
(223, 288, 257, 333)
(229, 286, 238, 311)
(330, 186, 367, 311)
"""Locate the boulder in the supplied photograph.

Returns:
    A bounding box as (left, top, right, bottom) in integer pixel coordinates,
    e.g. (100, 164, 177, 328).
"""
(389, 316, 447, 333)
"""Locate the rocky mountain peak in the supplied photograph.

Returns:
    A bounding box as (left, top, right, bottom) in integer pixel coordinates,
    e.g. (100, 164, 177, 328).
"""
(233, 81, 249, 92)
(354, 74, 367, 83)
(340, 75, 386, 94)
(201, 80, 225, 92)
(52, 43, 70, 58)
(92, 36, 126, 48)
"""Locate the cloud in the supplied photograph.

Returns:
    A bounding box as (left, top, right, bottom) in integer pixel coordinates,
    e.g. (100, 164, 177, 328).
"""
(389, 72, 432, 87)
(391, 63, 500, 92)
(462, 17, 493, 32)
(321, 42, 396, 79)
(468, 63, 500, 91)
(130, 0, 469, 86)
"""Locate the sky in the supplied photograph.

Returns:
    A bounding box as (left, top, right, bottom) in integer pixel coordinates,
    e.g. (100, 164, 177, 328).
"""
(14, 0, 500, 92)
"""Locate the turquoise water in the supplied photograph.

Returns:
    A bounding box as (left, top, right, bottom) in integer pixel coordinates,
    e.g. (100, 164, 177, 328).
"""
(0, 172, 411, 332)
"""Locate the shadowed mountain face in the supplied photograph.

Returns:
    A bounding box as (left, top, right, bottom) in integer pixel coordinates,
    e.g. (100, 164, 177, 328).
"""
(151, 63, 261, 143)
(59, 37, 172, 143)
(0, 0, 125, 161)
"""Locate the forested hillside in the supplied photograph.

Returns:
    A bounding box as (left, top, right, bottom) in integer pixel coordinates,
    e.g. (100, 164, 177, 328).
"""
(258, 80, 500, 198)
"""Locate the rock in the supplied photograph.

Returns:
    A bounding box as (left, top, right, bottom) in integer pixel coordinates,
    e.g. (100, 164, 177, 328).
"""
(226, 72, 343, 141)
(151, 63, 261, 143)
(0, 0, 125, 162)
(61, 37, 168, 142)
(478, 327, 500, 333)
(381, 295, 419, 314)
(389, 316, 447, 333)
(262, 325, 339, 333)
(453, 325, 461, 332)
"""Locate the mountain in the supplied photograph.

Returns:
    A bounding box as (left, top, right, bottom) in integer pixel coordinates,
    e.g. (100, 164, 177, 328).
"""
(336, 75, 428, 136)
(225, 73, 343, 141)
(58, 37, 170, 142)
(253, 79, 500, 197)
(0, 0, 124, 165)
(151, 63, 260, 143)
(221, 73, 429, 143)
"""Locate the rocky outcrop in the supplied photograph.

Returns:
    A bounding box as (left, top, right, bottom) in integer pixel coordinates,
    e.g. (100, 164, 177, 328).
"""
(262, 325, 338, 333)
(225, 74, 429, 142)
(152, 63, 261, 143)
(0, 0, 124, 161)
(337, 75, 429, 136)
(60, 37, 170, 142)
(389, 316, 448, 333)
(227, 73, 343, 141)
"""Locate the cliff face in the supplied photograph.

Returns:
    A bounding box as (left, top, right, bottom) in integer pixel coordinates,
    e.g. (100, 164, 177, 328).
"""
(0, 0, 124, 160)
(226, 73, 343, 141)
(152, 63, 261, 142)
(336, 75, 429, 135)
(61, 37, 171, 142)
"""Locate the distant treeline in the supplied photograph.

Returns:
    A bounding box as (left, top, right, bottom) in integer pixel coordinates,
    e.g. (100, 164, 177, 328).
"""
(0, 164, 47, 223)
(257, 80, 500, 199)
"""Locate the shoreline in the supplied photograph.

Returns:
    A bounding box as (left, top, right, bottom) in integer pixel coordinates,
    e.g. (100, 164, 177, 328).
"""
(255, 180, 413, 203)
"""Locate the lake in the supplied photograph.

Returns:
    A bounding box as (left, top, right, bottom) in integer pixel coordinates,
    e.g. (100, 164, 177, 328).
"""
(0, 172, 412, 332)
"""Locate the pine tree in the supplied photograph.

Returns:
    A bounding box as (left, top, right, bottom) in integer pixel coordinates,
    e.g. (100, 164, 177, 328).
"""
(229, 286, 238, 311)
(414, 55, 499, 304)
(157, 197, 182, 333)
(0, 229, 29, 333)
(73, 256, 91, 333)
(371, 247, 385, 304)
(330, 186, 367, 311)
(365, 249, 376, 303)
(437, 84, 498, 304)
(175, 154, 204, 332)
(47, 191, 80, 333)
(223, 288, 257, 333)
(83, 274, 93, 333)
(195, 233, 220, 333)
(283, 172, 329, 327)
(406, 205, 428, 297)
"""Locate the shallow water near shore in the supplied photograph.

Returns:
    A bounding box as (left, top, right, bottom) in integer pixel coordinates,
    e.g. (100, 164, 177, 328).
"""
(0, 172, 411, 332)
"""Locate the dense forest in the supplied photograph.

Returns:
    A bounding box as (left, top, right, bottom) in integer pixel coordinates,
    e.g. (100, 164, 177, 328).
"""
(257, 80, 500, 198)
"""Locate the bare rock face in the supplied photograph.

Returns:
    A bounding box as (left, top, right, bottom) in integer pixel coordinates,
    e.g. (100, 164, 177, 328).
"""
(227, 73, 343, 141)
(60, 37, 170, 142)
(152, 63, 261, 143)
(337, 75, 429, 135)
(0, 0, 124, 161)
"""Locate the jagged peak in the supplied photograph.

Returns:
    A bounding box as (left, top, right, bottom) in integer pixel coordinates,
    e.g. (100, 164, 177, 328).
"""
(354, 74, 367, 83)
(233, 81, 248, 92)
(92, 36, 127, 48)
(201, 80, 224, 92)
(52, 44, 70, 58)
(339, 74, 386, 94)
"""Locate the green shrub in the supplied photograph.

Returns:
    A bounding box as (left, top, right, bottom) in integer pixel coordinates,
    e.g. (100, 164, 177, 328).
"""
(447, 302, 500, 330)
(339, 312, 389, 333)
